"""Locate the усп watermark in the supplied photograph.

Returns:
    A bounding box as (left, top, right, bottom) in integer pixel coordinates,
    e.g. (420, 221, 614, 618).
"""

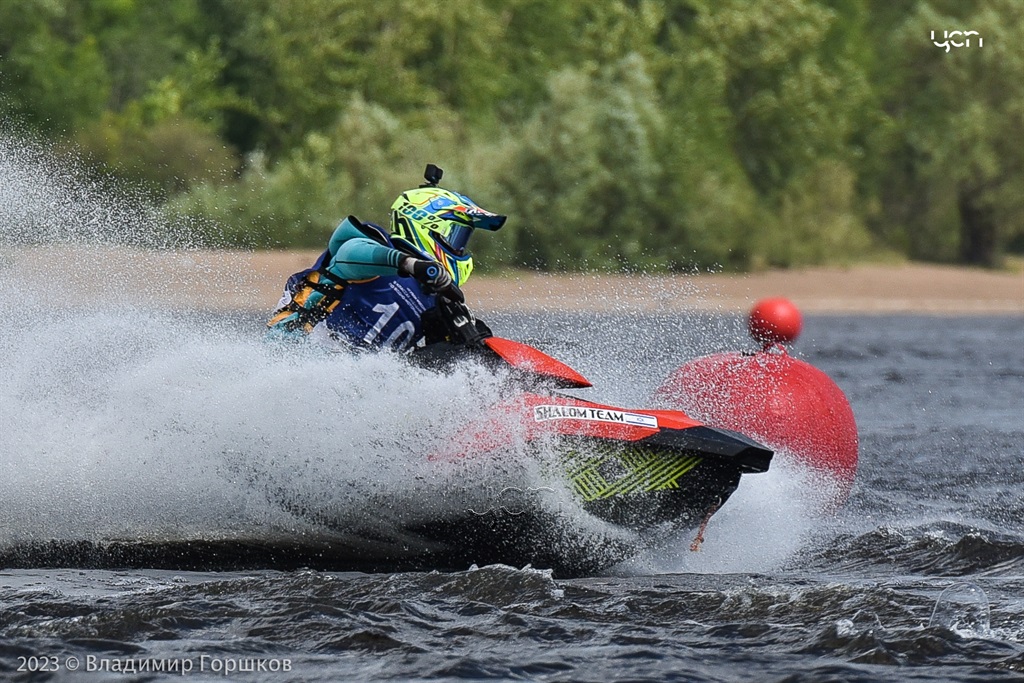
(467, 485, 557, 516)
(932, 30, 983, 52)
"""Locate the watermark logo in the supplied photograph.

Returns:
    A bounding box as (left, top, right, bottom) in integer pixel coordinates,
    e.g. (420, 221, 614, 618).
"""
(932, 30, 983, 52)
(467, 485, 557, 516)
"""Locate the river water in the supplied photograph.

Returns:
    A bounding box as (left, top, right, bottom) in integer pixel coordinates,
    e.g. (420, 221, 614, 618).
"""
(0, 307, 1021, 682)
(1, 137, 1022, 681)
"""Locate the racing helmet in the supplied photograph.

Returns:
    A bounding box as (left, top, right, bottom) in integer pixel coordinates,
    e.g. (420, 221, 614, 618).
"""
(390, 165, 505, 287)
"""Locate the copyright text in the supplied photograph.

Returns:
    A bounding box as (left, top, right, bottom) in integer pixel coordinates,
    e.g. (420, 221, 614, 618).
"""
(18, 655, 293, 675)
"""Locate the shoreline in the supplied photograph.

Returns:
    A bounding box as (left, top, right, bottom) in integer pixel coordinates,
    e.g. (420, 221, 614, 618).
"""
(464, 264, 1024, 315)
(3, 247, 1022, 315)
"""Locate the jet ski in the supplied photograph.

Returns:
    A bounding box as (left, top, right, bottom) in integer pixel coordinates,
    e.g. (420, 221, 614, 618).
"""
(238, 296, 772, 577)
(373, 295, 776, 576)
(0, 297, 772, 578)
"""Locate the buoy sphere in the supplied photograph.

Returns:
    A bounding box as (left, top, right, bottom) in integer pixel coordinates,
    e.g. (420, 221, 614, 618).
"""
(749, 297, 803, 345)
(653, 349, 859, 508)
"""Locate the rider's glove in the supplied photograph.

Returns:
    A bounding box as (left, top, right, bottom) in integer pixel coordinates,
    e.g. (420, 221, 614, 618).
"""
(399, 256, 464, 302)
(399, 256, 451, 291)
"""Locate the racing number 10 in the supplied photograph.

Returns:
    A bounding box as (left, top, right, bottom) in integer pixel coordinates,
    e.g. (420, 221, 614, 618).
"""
(363, 302, 415, 348)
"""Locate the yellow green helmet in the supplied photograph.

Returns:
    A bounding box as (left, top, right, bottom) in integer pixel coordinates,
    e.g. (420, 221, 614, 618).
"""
(390, 165, 506, 287)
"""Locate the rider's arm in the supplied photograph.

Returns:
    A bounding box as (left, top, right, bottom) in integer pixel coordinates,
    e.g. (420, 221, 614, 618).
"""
(324, 217, 404, 280)
(323, 216, 457, 299)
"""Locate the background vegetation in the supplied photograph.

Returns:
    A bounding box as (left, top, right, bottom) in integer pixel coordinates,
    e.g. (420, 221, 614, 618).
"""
(2, 0, 1021, 271)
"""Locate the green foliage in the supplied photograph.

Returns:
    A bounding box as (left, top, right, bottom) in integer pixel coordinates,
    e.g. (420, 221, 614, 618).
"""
(89, 0, 215, 110)
(170, 97, 470, 248)
(2, 0, 1020, 269)
(651, 23, 758, 269)
(875, 0, 1024, 265)
(70, 37, 242, 199)
(765, 160, 872, 267)
(74, 114, 237, 199)
(496, 54, 667, 270)
(212, 0, 518, 154)
(0, 0, 111, 132)
(687, 0, 873, 196)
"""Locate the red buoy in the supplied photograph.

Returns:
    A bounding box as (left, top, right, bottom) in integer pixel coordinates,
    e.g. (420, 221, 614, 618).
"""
(654, 300, 858, 509)
(749, 297, 802, 347)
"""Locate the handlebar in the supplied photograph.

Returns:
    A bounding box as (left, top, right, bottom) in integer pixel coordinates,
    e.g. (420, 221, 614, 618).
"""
(419, 296, 491, 347)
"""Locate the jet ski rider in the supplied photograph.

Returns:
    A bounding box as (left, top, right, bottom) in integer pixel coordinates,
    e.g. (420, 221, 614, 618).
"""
(267, 164, 506, 350)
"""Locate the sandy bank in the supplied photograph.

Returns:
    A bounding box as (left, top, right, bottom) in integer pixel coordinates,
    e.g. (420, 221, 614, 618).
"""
(3, 247, 1022, 315)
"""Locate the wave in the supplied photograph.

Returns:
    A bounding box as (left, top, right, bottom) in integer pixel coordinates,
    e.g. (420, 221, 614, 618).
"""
(791, 521, 1024, 578)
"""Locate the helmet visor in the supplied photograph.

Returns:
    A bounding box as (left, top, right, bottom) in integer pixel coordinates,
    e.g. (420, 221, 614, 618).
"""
(444, 223, 474, 253)
(437, 213, 505, 254)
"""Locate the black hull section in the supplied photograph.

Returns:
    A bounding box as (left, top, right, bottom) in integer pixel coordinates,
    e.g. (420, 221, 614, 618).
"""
(579, 458, 742, 530)
(0, 459, 746, 578)
(403, 457, 745, 576)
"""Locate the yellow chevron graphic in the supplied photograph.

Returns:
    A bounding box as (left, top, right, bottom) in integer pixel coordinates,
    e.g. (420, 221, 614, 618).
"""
(562, 445, 703, 502)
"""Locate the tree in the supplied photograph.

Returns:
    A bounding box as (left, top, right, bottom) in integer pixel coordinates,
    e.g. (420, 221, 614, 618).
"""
(649, 0, 875, 268)
(878, 0, 1023, 266)
(210, 0, 512, 155)
(171, 96, 471, 247)
(0, 0, 110, 133)
(684, 0, 873, 196)
(498, 54, 666, 270)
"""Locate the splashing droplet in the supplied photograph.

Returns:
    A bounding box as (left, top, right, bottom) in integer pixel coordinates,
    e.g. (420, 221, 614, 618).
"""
(929, 582, 991, 637)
